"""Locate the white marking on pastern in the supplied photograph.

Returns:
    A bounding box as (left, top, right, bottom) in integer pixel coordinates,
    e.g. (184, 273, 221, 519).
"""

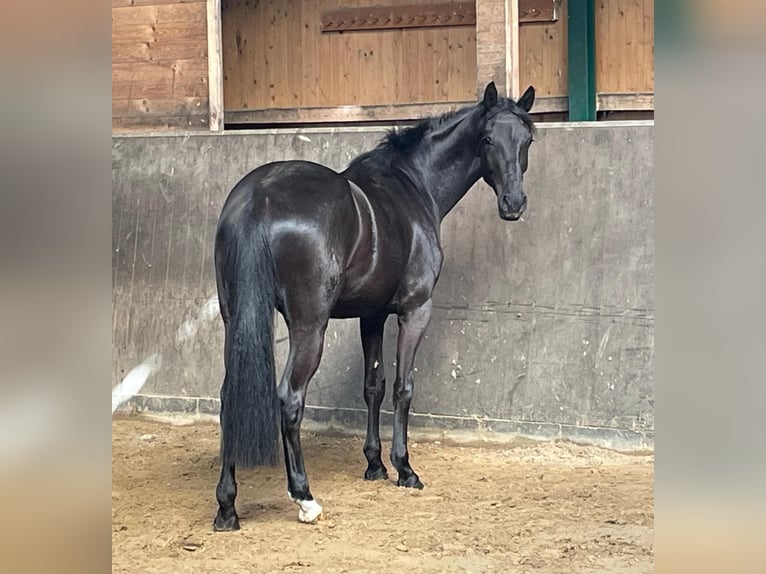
(291, 497, 323, 523)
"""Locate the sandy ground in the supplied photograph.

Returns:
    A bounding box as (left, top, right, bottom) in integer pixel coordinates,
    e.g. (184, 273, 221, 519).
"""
(112, 417, 653, 573)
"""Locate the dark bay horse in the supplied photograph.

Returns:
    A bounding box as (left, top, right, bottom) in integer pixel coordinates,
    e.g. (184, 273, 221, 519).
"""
(213, 82, 536, 530)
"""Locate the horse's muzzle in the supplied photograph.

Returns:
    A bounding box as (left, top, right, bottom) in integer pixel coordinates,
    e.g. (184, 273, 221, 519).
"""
(498, 195, 527, 221)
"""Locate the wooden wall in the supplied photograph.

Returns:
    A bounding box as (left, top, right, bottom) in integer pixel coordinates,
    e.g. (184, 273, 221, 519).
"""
(596, 0, 654, 95)
(519, 0, 567, 98)
(221, 0, 654, 116)
(221, 0, 477, 110)
(112, 0, 210, 131)
(109, 0, 654, 129)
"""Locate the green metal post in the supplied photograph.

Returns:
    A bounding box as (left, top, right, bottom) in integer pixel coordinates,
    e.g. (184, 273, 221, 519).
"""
(568, 0, 596, 121)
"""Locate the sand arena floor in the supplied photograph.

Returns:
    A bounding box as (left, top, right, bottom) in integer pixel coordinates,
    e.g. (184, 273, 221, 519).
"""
(112, 417, 653, 573)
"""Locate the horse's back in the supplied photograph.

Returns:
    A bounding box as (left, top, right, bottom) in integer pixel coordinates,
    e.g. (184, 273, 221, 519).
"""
(220, 160, 348, 218)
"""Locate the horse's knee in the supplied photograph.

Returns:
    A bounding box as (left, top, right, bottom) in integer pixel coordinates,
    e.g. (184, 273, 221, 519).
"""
(393, 377, 414, 405)
(364, 376, 386, 405)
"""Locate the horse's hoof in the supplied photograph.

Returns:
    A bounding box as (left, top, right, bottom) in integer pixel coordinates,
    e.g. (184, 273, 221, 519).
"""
(364, 465, 389, 481)
(397, 474, 424, 489)
(213, 511, 240, 531)
(294, 498, 323, 523)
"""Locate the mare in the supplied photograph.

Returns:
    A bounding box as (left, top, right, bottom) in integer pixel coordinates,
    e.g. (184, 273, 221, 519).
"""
(213, 82, 536, 529)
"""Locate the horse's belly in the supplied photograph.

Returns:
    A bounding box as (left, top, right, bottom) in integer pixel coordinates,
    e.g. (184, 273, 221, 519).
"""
(331, 281, 397, 319)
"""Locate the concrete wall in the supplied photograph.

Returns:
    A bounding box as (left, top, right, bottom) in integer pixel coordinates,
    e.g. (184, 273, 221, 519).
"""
(112, 122, 654, 450)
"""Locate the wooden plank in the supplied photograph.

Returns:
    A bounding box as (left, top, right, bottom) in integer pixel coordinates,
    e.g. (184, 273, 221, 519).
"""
(286, 0, 303, 107)
(266, 0, 279, 106)
(112, 93, 209, 132)
(112, 59, 208, 100)
(145, 0, 206, 3)
(596, 0, 654, 94)
(111, 3, 207, 27)
(207, 0, 223, 130)
(112, 39, 207, 63)
(381, 28, 399, 104)
(519, 0, 567, 97)
(401, 10, 421, 103)
(113, 62, 174, 100)
(476, 0, 519, 98)
(223, 96, 568, 125)
(433, 25, 450, 100)
(532, 95, 567, 113)
(113, 114, 209, 131)
(300, 0, 319, 106)
(316, 0, 333, 104)
(597, 93, 654, 111)
(111, 20, 208, 44)
(220, 0, 236, 109)
(354, 0, 374, 105)
(320, 1, 556, 32)
(507, 0, 520, 98)
(127, 0, 206, 5)
(421, 28, 437, 102)
(113, 96, 209, 117)
(226, 102, 474, 124)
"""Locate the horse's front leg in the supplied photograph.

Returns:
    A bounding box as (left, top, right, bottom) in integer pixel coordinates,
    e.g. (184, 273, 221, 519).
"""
(278, 323, 327, 523)
(360, 314, 388, 480)
(391, 299, 432, 488)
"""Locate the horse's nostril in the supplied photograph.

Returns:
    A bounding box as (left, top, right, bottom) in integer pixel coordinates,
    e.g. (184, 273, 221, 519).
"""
(501, 196, 512, 212)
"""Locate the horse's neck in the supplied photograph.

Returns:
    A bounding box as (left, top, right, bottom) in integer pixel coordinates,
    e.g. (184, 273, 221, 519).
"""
(407, 112, 484, 222)
(430, 155, 483, 221)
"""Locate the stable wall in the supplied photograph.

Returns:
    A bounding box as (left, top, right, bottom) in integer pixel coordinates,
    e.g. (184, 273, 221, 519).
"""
(112, 0, 211, 130)
(220, 0, 654, 118)
(112, 122, 654, 450)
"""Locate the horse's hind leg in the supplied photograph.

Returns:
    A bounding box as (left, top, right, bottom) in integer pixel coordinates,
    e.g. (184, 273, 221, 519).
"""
(360, 314, 388, 480)
(214, 323, 240, 531)
(278, 323, 327, 522)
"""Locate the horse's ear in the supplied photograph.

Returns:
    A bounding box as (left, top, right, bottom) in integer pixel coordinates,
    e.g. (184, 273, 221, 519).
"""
(517, 85, 535, 112)
(483, 82, 498, 108)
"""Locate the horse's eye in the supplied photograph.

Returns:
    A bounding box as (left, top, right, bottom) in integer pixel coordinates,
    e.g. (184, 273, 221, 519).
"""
(483, 136, 493, 145)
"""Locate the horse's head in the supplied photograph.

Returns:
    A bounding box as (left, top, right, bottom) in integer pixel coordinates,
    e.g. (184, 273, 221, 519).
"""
(478, 82, 536, 221)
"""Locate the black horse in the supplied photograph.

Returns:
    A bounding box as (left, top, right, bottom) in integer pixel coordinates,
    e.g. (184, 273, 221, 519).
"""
(213, 82, 536, 529)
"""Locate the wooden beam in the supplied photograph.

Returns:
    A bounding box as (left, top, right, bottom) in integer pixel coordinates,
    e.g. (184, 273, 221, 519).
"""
(226, 102, 474, 125)
(223, 96, 569, 125)
(206, 0, 224, 131)
(568, 0, 596, 120)
(507, 0, 520, 99)
(223, 95, 654, 125)
(476, 0, 520, 99)
(320, 1, 557, 33)
(597, 93, 655, 112)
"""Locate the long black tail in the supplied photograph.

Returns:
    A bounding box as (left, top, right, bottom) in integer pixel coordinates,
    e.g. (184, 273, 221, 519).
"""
(214, 219, 278, 468)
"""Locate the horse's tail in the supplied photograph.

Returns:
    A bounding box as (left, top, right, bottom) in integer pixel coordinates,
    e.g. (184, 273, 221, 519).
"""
(214, 218, 279, 468)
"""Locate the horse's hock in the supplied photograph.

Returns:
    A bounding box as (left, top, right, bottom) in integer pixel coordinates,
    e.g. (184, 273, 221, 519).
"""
(112, 122, 654, 451)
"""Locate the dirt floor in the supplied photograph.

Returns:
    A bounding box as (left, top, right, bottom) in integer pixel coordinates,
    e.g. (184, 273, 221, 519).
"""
(112, 417, 653, 574)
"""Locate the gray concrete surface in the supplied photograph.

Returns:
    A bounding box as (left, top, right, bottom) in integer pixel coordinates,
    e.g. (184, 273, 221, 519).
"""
(112, 122, 654, 450)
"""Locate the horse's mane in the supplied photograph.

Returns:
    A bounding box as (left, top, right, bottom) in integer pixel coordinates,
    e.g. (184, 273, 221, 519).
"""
(347, 99, 535, 171)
